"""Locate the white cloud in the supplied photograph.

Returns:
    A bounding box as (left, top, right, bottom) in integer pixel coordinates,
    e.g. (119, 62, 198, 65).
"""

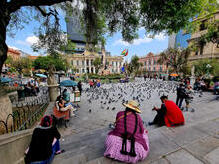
(114, 33, 166, 46)
(25, 36, 39, 45)
(16, 35, 39, 46)
(8, 46, 20, 50)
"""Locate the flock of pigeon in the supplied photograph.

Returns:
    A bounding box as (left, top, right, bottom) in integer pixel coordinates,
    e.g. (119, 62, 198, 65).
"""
(82, 78, 178, 113)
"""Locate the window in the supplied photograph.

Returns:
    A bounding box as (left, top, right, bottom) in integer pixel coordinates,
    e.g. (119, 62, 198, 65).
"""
(71, 60, 74, 65)
(154, 60, 156, 65)
(144, 62, 146, 66)
(148, 60, 151, 65)
(77, 60, 79, 66)
(82, 60, 85, 66)
(86, 59, 89, 66)
(160, 66, 162, 72)
(154, 67, 156, 71)
(91, 60, 93, 65)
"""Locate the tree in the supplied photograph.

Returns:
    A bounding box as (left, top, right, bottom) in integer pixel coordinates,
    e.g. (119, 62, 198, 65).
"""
(33, 54, 67, 72)
(127, 55, 142, 76)
(193, 59, 219, 77)
(9, 57, 33, 75)
(93, 57, 102, 74)
(158, 48, 191, 74)
(1, 0, 218, 75)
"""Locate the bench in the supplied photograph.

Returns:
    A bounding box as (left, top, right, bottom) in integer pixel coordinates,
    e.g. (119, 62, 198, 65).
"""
(52, 104, 70, 128)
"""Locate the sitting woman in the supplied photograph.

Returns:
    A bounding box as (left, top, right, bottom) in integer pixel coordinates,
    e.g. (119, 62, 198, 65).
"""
(62, 89, 70, 102)
(58, 96, 76, 117)
(104, 100, 149, 163)
(25, 115, 64, 164)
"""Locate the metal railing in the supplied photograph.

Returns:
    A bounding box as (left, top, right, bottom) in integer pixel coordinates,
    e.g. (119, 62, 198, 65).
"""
(0, 87, 49, 135)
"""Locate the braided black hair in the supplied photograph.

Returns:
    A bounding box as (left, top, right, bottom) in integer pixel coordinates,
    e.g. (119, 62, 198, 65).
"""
(120, 108, 138, 157)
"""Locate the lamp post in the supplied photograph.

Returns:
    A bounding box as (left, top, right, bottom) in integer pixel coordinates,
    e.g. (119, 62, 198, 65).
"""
(206, 64, 212, 79)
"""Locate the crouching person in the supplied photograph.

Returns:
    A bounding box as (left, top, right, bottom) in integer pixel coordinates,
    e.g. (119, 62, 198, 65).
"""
(24, 115, 64, 164)
(104, 100, 149, 163)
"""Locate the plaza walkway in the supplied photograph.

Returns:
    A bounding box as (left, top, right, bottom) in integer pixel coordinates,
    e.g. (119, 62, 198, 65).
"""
(43, 79, 219, 164)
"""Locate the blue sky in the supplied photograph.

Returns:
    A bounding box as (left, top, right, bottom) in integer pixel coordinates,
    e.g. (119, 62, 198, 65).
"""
(6, 12, 168, 62)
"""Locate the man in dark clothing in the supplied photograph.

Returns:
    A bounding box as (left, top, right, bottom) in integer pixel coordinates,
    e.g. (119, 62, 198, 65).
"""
(148, 95, 185, 127)
(77, 81, 82, 95)
(148, 103, 166, 126)
(144, 74, 147, 81)
(176, 83, 186, 109)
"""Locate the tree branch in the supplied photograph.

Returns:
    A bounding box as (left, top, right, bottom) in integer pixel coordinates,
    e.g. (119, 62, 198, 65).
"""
(7, 0, 72, 13)
(35, 6, 58, 20)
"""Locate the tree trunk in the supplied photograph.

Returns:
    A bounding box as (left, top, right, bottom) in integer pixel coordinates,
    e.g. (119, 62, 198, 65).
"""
(0, 8, 10, 75)
(47, 66, 59, 101)
(0, 9, 13, 129)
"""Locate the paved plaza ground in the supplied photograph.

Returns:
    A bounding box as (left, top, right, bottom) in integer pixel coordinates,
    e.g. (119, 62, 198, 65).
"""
(45, 78, 219, 164)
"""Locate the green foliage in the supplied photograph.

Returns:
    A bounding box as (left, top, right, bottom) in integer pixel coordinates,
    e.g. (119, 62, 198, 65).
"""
(127, 55, 141, 76)
(60, 40, 76, 52)
(5, 56, 13, 65)
(87, 73, 124, 80)
(33, 54, 67, 72)
(193, 59, 219, 77)
(158, 48, 190, 74)
(9, 57, 33, 74)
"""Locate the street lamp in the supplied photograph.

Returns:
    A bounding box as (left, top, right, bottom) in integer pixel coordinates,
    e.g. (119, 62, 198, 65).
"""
(206, 64, 212, 78)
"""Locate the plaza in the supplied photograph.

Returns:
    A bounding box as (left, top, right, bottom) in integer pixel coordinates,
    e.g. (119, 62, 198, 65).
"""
(42, 78, 219, 164)
(0, 1, 219, 164)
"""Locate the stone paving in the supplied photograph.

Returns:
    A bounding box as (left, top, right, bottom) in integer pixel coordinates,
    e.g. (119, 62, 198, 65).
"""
(45, 78, 219, 164)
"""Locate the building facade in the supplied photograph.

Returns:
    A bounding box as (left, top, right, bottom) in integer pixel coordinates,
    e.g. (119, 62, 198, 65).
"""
(67, 51, 123, 74)
(188, 11, 219, 62)
(66, 14, 123, 74)
(168, 34, 176, 48)
(168, 30, 191, 49)
(2, 48, 21, 72)
(7, 48, 21, 60)
(139, 52, 168, 76)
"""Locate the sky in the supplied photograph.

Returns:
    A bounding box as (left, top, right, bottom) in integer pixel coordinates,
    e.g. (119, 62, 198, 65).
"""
(6, 10, 168, 62)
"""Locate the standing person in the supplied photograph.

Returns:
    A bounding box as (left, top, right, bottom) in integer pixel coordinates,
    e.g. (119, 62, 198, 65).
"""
(96, 79, 101, 88)
(144, 74, 146, 81)
(176, 83, 186, 109)
(93, 79, 97, 88)
(77, 81, 82, 95)
(104, 100, 149, 163)
(24, 115, 64, 164)
(148, 96, 185, 127)
(184, 85, 194, 111)
(89, 80, 93, 89)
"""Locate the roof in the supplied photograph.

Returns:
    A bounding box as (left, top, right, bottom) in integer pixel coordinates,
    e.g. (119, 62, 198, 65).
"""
(8, 48, 20, 55)
(28, 56, 38, 60)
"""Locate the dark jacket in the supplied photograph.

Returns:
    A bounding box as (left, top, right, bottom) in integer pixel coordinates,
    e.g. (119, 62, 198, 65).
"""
(25, 126, 60, 163)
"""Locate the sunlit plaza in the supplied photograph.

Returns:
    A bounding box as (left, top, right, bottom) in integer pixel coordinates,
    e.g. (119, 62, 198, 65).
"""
(0, 1, 219, 164)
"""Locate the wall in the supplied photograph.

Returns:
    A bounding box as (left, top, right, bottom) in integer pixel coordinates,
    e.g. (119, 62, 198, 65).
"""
(0, 129, 33, 164)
